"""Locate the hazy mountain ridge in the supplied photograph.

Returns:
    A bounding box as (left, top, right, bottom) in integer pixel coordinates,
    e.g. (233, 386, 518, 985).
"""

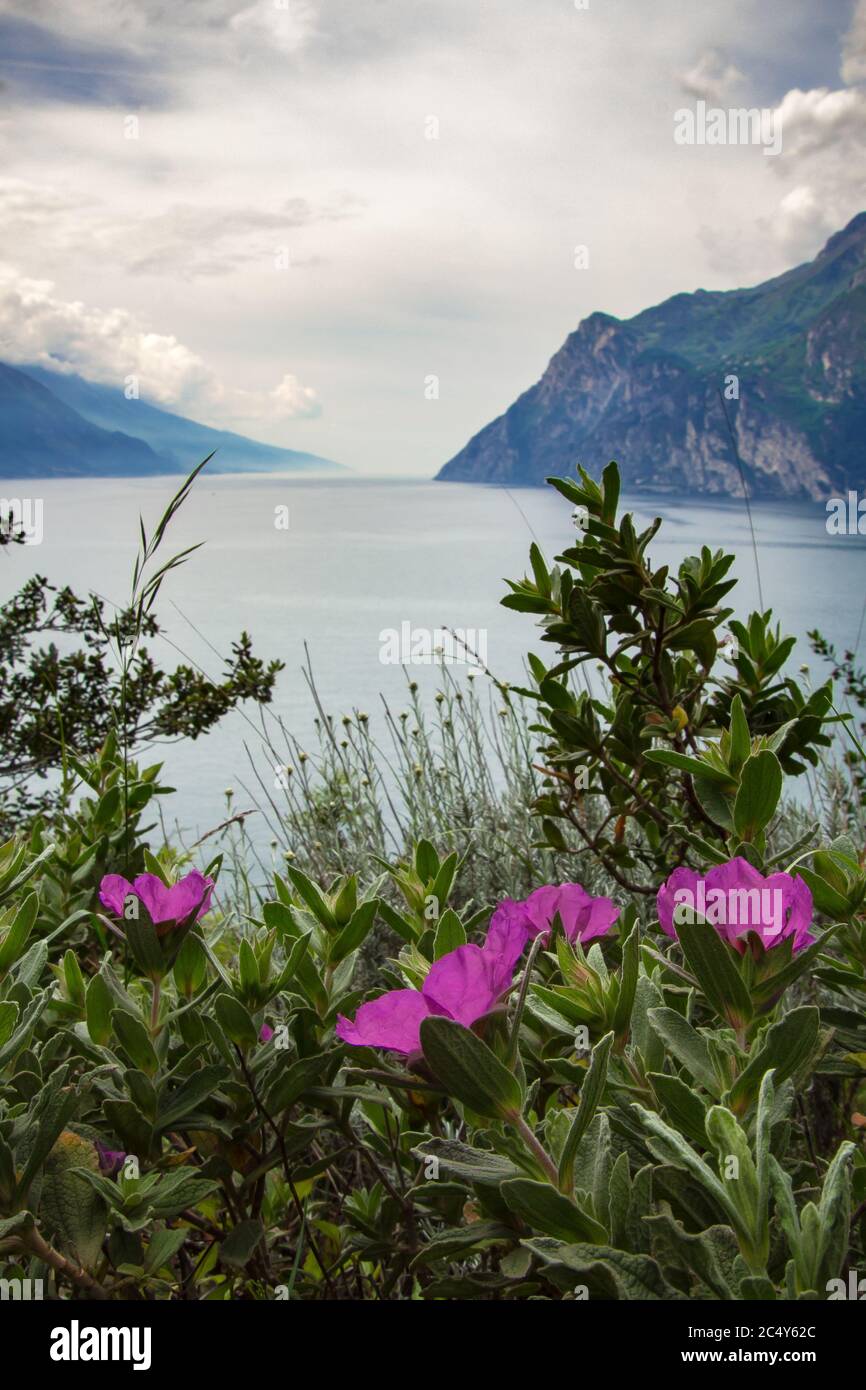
(0, 363, 343, 478)
(437, 213, 866, 499)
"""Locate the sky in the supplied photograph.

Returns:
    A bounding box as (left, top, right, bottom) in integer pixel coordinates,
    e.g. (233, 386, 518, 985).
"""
(0, 0, 863, 475)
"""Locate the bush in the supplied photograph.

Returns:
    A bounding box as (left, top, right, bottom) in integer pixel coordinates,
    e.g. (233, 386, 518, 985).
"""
(0, 463, 864, 1301)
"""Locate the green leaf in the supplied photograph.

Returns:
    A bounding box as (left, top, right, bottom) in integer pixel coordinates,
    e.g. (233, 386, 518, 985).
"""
(145, 1172, 220, 1221)
(111, 1009, 159, 1076)
(285, 866, 336, 929)
(677, 918, 753, 1029)
(433, 909, 466, 959)
(214, 993, 258, 1051)
(649, 1072, 708, 1146)
(733, 751, 783, 840)
(122, 902, 166, 981)
(329, 899, 378, 965)
(816, 1140, 856, 1285)
(0, 1000, 19, 1048)
(631, 1103, 743, 1238)
(647, 1007, 719, 1094)
(600, 460, 620, 524)
(143, 1226, 188, 1276)
(265, 1053, 333, 1113)
(419, 1016, 523, 1120)
(612, 918, 639, 1039)
(411, 1221, 514, 1267)
(558, 1031, 613, 1193)
(527, 1238, 684, 1300)
(727, 1007, 820, 1114)
(220, 1218, 264, 1270)
(155, 1064, 227, 1132)
(41, 1131, 106, 1270)
(645, 749, 735, 784)
(85, 972, 113, 1047)
(502, 1179, 606, 1243)
(0, 892, 38, 974)
(794, 868, 850, 920)
(728, 695, 751, 774)
(0, 988, 50, 1070)
(411, 1137, 523, 1186)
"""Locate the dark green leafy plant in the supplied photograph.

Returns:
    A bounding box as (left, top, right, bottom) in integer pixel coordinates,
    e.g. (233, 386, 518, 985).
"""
(502, 463, 834, 892)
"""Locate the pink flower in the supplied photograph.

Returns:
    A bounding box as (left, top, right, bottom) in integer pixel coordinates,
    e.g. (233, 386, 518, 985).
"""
(99, 870, 214, 937)
(336, 931, 522, 1057)
(657, 857, 814, 953)
(489, 883, 619, 952)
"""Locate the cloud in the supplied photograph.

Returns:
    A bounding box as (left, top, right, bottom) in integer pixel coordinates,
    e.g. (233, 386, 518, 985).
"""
(0, 263, 320, 420)
(0, 178, 360, 281)
(0, 0, 862, 470)
(842, 0, 866, 84)
(775, 84, 866, 158)
(679, 48, 745, 102)
(228, 1, 319, 56)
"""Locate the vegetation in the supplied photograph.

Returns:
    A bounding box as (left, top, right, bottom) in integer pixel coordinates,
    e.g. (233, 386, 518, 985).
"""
(0, 461, 864, 1302)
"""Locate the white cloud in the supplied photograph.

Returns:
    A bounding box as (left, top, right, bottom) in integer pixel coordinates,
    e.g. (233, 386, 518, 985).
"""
(679, 49, 745, 102)
(842, 0, 866, 85)
(0, 0, 862, 470)
(774, 84, 866, 158)
(228, 1, 319, 55)
(0, 263, 320, 420)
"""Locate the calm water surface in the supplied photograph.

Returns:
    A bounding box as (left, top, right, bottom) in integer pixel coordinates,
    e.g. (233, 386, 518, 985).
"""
(2, 475, 864, 842)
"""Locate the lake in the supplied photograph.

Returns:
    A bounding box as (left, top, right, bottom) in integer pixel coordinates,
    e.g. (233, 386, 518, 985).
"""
(1, 474, 864, 844)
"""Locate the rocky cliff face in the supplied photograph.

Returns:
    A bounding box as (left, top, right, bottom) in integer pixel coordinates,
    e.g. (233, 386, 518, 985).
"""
(437, 213, 866, 499)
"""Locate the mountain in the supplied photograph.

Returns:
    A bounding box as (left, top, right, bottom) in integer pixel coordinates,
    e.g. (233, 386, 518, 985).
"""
(0, 363, 343, 478)
(437, 213, 866, 500)
(0, 362, 176, 478)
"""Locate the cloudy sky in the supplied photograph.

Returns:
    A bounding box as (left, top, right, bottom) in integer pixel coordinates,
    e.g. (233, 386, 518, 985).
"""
(0, 0, 863, 473)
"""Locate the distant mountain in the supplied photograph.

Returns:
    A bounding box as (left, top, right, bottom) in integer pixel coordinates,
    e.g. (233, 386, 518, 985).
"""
(0, 362, 175, 478)
(0, 363, 343, 478)
(437, 212, 866, 499)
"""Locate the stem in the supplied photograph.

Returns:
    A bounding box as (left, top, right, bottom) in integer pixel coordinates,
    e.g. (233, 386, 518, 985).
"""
(511, 1113, 559, 1186)
(233, 1044, 337, 1297)
(22, 1228, 102, 1293)
(506, 935, 543, 1069)
(150, 978, 161, 1035)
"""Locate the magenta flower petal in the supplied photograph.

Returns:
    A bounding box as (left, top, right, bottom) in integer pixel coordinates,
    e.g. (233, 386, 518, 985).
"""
(779, 872, 815, 950)
(130, 870, 213, 925)
(485, 903, 531, 973)
(336, 989, 431, 1055)
(657, 866, 700, 939)
(657, 858, 815, 953)
(99, 874, 134, 917)
(162, 870, 213, 924)
(96, 1143, 126, 1178)
(131, 873, 171, 923)
(506, 882, 620, 946)
(579, 895, 622, 943)
(422, 943, 508, 1027)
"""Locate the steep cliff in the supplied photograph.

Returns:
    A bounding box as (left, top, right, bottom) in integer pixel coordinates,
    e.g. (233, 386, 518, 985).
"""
(437, 213, 866, 499)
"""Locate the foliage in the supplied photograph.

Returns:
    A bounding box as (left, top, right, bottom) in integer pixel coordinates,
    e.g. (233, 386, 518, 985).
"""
(0, 462, 283, 834)
(501, 462, 835, 893)
(0, 462, 864, 1302)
